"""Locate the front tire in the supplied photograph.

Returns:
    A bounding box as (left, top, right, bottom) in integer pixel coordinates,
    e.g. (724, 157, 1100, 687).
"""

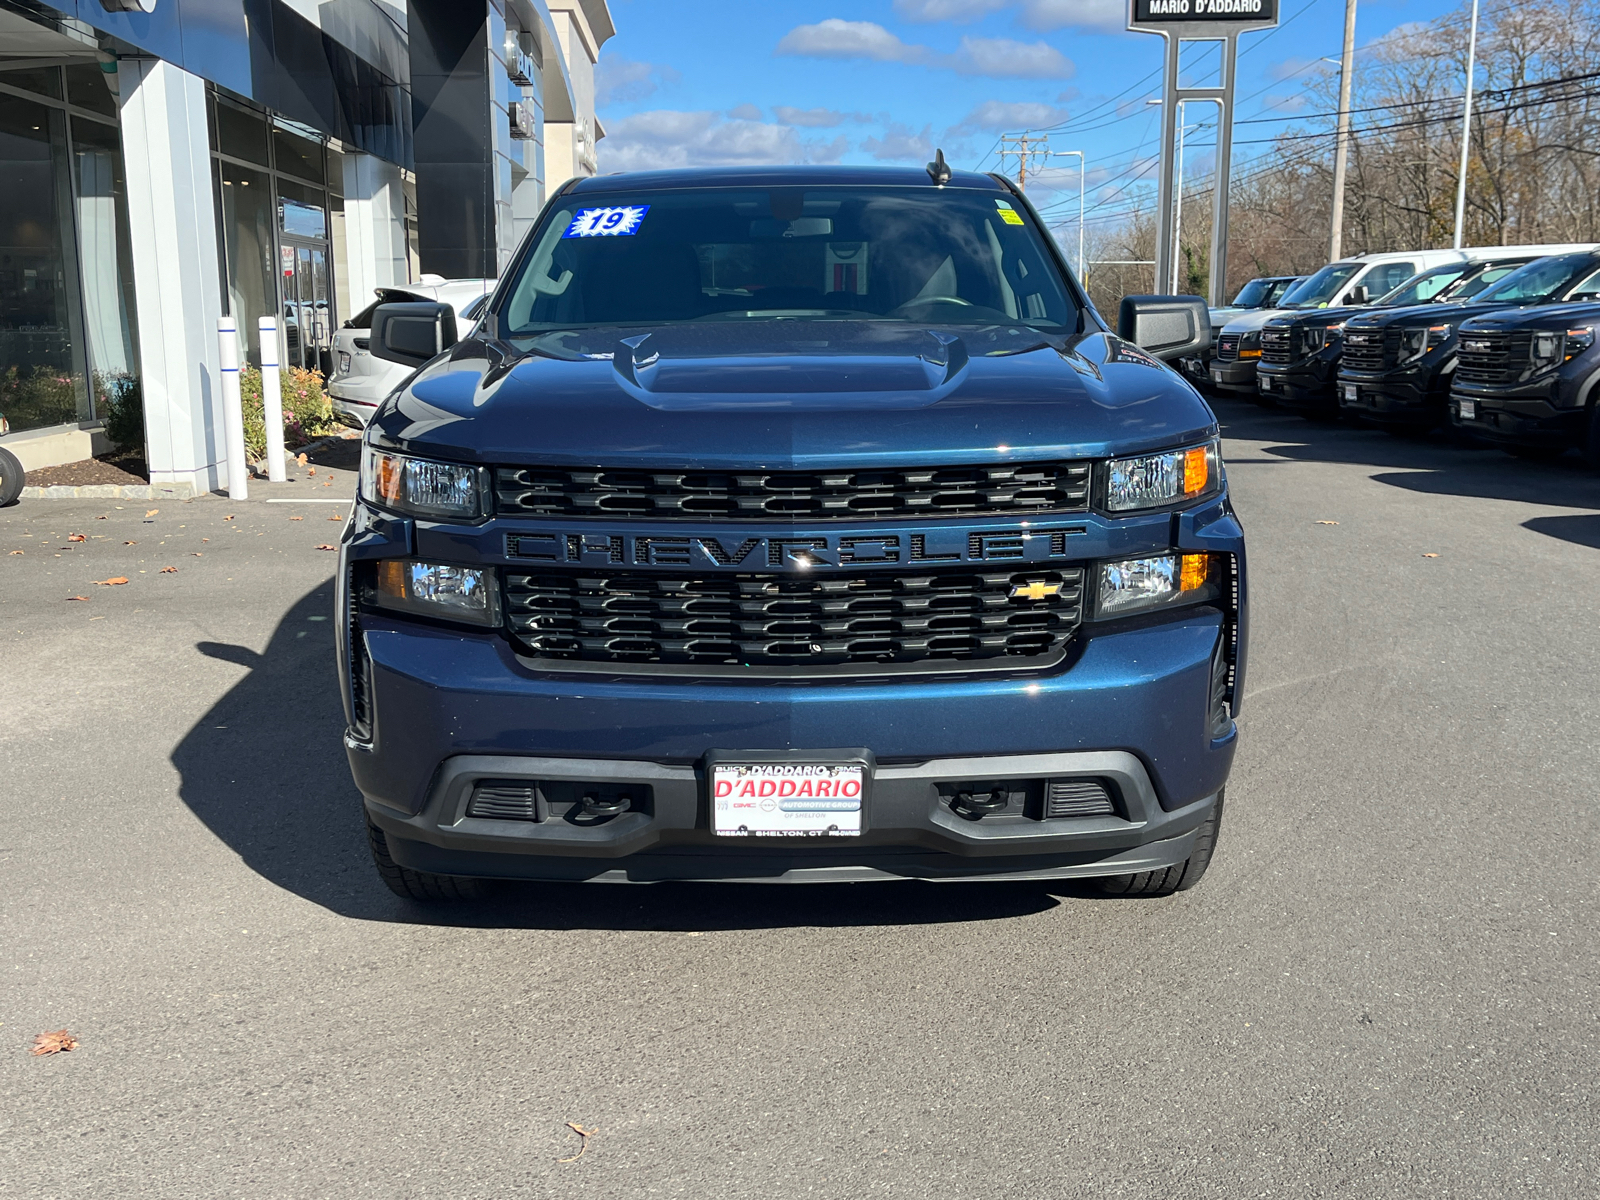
(367, 818, 487, 901)
(0, 445, 23, 507)
(1095, 792, 1224, 897)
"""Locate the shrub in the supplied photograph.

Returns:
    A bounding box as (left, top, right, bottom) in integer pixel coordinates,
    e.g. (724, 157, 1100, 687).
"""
(239, 365, 343, 460)
(98, 372, 144, 452)
(0, 366, 82, 433)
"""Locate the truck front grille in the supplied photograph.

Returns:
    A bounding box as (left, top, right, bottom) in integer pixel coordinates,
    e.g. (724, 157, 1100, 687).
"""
(494, 462, 1091, 521)
(1215, 333, 1240, 361)
(1259, 326, 1293, 365)
(504, 567, 1085, 670)
(1456, 331, 1529, 383)
(1341, 328, 1393, 372)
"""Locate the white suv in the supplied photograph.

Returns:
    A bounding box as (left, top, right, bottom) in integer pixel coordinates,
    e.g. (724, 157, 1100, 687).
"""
(329, 277, 495, 426)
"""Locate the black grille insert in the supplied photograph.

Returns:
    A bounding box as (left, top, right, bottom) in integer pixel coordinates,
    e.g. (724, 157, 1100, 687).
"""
(1215, 333, 1240, 361)
(1045, 779, 1115, 818)
(1342, 327, 1394, 372)
(504, 567, 1085, 670)
(494, 462, 1091, 521)
(1259, 326, 1293, 365)
(1456, 330, 1528, 383)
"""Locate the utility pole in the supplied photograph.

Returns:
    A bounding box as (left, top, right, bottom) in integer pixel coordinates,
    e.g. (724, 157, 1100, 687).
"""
(1053, 150, 1087, 285)
(999, 132, 1048, 192)
(1329, 0, 1357, 261)
(1452, 0, 1481, 248)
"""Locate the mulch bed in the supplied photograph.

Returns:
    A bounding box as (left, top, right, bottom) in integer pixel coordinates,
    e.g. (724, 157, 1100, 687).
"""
(25, 452, 149, 488)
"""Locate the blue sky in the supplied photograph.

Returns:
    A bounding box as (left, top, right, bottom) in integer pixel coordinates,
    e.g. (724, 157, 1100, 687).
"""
(596, 0, 1468, 234)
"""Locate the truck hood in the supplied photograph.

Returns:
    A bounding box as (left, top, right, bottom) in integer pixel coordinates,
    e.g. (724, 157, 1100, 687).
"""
(1219, 307, 1299, 334)
(1452, 300, 1600, 333)
(1342, 300, 1516, 331)
(366, 321, 1218, 468)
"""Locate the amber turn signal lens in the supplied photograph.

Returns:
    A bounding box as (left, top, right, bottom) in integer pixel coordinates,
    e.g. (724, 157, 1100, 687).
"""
(375, 559, 406, 599)
(1179, 553, 1213, 592)
(1182, 446, 1209, 496)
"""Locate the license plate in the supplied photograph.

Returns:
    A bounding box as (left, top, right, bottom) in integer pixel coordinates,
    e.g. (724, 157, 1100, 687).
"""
(1212, 368, 1223, 383)
(1343, 383, 1358, 402)
(1260, 375, 1275, 391)
(711, 762, 863, 837)
(1459, 399, 1477, 419)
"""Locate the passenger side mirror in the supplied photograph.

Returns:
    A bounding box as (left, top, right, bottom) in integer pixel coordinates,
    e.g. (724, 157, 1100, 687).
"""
(370, 302, 458, 368)
(1116, 295, 1211, 362)
(1347, 285, 1370, 305)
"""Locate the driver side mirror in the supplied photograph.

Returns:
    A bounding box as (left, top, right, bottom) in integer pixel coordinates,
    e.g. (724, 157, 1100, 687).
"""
(1347, 285, 1370, 305)
(370, 302, 458, 368)
(1116, 295, 1211, 362)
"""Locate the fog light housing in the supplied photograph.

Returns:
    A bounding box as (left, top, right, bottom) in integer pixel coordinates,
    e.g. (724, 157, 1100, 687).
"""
(373, 559, 500, 627)
(1095, 552, 1224, 618)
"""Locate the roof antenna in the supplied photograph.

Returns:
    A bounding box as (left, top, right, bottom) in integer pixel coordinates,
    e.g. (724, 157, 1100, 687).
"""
(926, 148, 951, 186)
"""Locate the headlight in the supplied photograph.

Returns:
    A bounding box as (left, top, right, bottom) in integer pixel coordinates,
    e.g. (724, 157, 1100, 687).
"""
(1398, 324, 1452, 365)
(372, 559, 501, 627)
(1238, 330, 1262, 359)
(361, 447, 487, 520)
(1298, 323, 1340, 355)
(1095, 552, 1225, 619)
(1531, 327, 1594, 370)
(1104, 440, 1220, 513)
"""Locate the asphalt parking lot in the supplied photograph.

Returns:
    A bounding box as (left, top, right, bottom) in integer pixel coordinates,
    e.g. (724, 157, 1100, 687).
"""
(2, 401, 1598, 1198)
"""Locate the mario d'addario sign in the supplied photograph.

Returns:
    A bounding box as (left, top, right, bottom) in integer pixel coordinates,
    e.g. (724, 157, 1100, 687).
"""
(1132, 0, 1278, 22)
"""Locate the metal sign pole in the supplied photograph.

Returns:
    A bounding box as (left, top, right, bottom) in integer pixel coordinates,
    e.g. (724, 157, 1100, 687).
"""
(1153, 33, 1180, 297)
(1209, 34, 1239, 308)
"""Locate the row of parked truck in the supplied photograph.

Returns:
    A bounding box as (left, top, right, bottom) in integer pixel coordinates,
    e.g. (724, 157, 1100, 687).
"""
(1181, 244, 1600, 463)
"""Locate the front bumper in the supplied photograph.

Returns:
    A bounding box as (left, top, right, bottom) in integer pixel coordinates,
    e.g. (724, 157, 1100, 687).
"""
(1449, 383, 1583, 448)
(1337, 365, 1443, 424)
(1257, 361, 1337, 413)
(1207, 358, 1258, 394)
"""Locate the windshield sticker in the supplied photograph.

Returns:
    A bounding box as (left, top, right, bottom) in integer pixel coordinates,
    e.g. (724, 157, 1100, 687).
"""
(995, 200, 1025, 226)
(564, 205, 650, 238)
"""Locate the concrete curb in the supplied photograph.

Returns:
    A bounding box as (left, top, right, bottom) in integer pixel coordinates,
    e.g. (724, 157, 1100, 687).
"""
(19, 482, 196, 500)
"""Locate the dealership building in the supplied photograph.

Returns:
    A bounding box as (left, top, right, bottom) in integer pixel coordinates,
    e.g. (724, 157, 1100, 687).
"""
(0, 0, 613, 491)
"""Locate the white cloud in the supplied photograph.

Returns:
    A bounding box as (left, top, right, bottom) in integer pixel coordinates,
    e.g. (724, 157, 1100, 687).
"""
(1017, 0, 1126, 33)
(952, 99, 1071, 134)
(598, 110, 851, 172)
(594, 55, 681, 107)
(727, 103, 764, 121)
(893, 0, 1007, 21)
(948, 35, 1074, 79)
(775, 19, 928, 63)
(861, 122, 935, 163)
(774, 106, 875, 127)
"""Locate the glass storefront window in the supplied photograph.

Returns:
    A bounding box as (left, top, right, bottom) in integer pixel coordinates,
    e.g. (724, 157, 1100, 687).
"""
(0, 92, 91, 434)
(64, 64, 117, 119)
(212, 96, 269, 166)
(0, 64, 63, 101)
(215, 159, 276, 368)
(273, 126, 324, 184)
(71, 116, 141, 415)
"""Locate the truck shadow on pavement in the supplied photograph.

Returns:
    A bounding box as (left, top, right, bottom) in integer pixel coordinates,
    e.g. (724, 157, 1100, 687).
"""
(171, 582, 1077, 930)
(1212, 397, 1600, 539)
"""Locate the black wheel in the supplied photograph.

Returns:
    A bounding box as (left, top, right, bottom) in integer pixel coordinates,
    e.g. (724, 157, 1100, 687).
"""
(1095, 792, 1224, 898)
(367, 817, 487, 901)
(0, 445, 23, 507)
(1503, 442, 1567, 462)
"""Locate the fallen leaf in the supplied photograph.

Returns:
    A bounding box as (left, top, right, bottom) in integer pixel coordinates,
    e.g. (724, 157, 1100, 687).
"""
(124, 540, 137, 546)
(68, 533, 86, 542)
(1422, 553, 1440, 558)
(296, 453, 308, 465)
(8, 550, 21, 555)
(558, 1123, 597, 1163)
(65, 596, 89, 602)
(324, 480, 333, 487)
(145, 508, 159, 517)
(160, 566, 178, 574)
(202, 538, 210, 543)
(96, 515, 108, 520)
(30, 1030, 78, 1056)
(1314, 520, 1339, 526)
(93, 577, 130, 587)
(223, 515, 235, 521)
(192, 552, 203, 557)
(314, 544, 337, 551)
(289, 516, 304, 522)
(308, 467, 316, 476)
(327, 515, 342, 521)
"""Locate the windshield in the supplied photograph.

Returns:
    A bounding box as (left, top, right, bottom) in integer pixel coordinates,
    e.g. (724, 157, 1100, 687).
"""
(1474, 253, 1599, 304)
(499, 186, 1081, 336)
(1282, 263, 1360, 307)
(1265, 278, 1299, 305)
(1231, 278, 1271, 307)
(1446, 262, 1525, 300)
(1377, 264, 1467, 307)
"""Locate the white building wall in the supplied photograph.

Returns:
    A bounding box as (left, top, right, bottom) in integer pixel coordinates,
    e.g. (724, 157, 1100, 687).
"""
(343, 153, 411, 307)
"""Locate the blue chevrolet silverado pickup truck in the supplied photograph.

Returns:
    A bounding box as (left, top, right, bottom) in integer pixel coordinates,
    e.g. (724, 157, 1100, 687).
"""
(337, 163, 1246, 899)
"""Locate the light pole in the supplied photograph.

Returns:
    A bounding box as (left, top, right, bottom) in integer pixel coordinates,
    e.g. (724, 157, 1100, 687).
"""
(1452, 0, 1481, 248)
(1328, 0, 1357, 261)
(1153, 99, 1205, 292)
(1053, 149, 1086, 286)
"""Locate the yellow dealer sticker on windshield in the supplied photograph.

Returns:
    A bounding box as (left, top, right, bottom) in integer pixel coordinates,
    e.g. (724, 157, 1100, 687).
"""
(996, 200, 1025, 225)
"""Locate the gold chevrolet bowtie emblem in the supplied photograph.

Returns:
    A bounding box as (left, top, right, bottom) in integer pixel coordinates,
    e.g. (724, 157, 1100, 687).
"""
(1009, 580, 1061, 601)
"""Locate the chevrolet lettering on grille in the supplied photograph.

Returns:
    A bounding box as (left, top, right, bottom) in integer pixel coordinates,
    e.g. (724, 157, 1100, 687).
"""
(506, 526, 1089, 569)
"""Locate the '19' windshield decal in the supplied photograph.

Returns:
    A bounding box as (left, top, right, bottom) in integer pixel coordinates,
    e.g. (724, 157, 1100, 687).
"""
(563, 205, 650, 238)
